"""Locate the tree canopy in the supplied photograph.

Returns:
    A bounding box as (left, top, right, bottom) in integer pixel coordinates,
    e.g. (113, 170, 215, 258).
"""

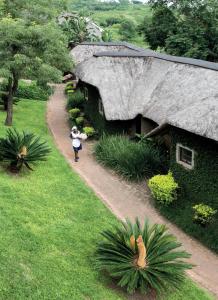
(141, 0, 218, 62)
(0, 0, 72, 125)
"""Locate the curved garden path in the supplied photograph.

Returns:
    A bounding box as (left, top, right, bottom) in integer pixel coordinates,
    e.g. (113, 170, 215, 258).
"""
(47, 84, 218, 298)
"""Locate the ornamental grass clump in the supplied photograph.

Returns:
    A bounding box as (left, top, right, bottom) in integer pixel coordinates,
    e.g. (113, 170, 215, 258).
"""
(94, 135, 166, 180)
(193, 204, 217, 226)
(96, 218, 192, 295)
(0, 129, 51, 172)
(66, 89, 84, 110)
(148, 172, 178, 205)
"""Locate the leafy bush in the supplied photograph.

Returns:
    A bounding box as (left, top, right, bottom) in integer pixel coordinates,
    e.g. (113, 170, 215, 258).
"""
(67, 89, 85, 110)
(94, 135, 167, 180)
(193, 204, 217, 226)
(148, 172, 178, 205)
(69, 108, 80, 119)
(75, 116, 84, 126)
(83, 127, 95, 137)
(96, 218, 192, 295)
(15, 81, 51, 101)
(0, 129, 51, 172)
(105, 16, 122, 26)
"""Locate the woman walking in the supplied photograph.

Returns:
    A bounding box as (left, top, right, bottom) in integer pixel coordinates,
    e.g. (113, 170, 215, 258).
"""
(70, 126, 82, 162)
(70, 126, 87, 162)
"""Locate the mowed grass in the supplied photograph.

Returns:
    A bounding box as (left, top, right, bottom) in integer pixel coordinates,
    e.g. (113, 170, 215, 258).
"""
(0, 99, 214, 300)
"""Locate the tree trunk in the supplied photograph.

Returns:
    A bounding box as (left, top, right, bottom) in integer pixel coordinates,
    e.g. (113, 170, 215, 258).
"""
(3, 95, 8, 111)
(5, 76, 18, 126)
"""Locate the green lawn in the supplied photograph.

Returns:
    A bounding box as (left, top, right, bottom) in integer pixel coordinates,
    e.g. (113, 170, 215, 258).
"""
(0, 99, 214, 299)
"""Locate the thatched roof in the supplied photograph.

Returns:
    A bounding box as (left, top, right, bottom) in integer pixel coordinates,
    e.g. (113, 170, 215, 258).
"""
(75, 47, 218, 142)
(70, 42, 144, 64)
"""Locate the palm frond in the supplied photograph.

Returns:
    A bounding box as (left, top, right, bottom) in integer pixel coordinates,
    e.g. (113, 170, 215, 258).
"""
(96, 218, 193, 295)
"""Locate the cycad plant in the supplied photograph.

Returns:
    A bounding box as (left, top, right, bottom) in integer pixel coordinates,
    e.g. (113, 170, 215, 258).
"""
(96, 218, 192, 296)
(0, 129, 51, 172)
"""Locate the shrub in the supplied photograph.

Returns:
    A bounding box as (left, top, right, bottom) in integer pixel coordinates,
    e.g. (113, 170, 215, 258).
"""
(193, 204, 217, 225)
(96, 218, 192, 295)
(75, 116, 84, 126)
(15, 81, 50, 101)
(94, 135, 167, 180)
(148, 172, 178, 205)
(83, 127, 95, 137)
(0, 129, 51, 172)
(65, 81, 75, 93)
(67, 89, 74, 95)
(69, 108, 80, 119)
(67, 89, 85, 110)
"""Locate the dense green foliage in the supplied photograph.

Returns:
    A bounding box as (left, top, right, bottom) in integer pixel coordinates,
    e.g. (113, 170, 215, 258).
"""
(148, 172, 178, 205)
(15, 81, 52, 101)
(119, 18, 137, 41)
(60, 13, 100, 44)
(0, 129, 50, 172)
(158, 127, 218, 253)
(95, 135, 168, 181)
(72, 1, 151, 47)
(96, 218, 192, 294)
(142, 0, 218, 61)
(67, 89, 85, 110)
(0, 0, 72, 125)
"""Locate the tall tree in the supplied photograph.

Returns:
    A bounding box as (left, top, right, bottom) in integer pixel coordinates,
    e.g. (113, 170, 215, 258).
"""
(141, 0, 218, 61)
(0, 17, 72, 125)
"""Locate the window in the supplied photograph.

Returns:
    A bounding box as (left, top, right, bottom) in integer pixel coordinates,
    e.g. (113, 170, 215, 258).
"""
(98, 98, 104, 116)
(84, 87, 88, 101)
(176, 144, 194, 169)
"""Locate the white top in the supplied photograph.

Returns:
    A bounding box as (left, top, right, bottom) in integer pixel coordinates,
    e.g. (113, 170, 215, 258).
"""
(71, 132, 81, 148)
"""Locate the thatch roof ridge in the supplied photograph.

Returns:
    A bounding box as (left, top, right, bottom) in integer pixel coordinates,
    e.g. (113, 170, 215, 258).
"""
(79, 41, 145, 52)
(94, 50, 218, 71)
(70, 42, 142, 65)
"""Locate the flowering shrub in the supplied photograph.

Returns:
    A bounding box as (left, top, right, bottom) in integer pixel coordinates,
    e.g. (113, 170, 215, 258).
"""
(83, 127, 95, 137)
(193, 204, 217, 225)
(148, 172, 178, 205)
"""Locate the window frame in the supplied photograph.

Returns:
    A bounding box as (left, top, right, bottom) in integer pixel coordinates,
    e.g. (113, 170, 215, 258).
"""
(84, 87, 88, 101)
(98, 98, 104, 116)
(176, 143, 195, 170)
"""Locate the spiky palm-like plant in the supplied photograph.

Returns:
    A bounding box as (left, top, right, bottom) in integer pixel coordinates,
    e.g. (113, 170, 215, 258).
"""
(0, 129, 51, 171)
(96, 219, 192, 295)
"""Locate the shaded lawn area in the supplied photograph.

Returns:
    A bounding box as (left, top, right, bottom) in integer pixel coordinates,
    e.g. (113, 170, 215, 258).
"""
(157, 197, 218, 254)
(0, 99, 214, 299)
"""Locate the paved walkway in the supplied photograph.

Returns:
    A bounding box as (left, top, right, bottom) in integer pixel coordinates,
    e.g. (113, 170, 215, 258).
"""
(47, 85, 218, 298)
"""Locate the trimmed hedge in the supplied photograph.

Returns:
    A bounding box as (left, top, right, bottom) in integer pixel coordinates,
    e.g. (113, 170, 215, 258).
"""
(148, 172, 178, 205)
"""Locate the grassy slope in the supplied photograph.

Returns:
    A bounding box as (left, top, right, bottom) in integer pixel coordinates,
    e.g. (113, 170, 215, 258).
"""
(92, 4, 151, 48)
(0, 99, 214, 300)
